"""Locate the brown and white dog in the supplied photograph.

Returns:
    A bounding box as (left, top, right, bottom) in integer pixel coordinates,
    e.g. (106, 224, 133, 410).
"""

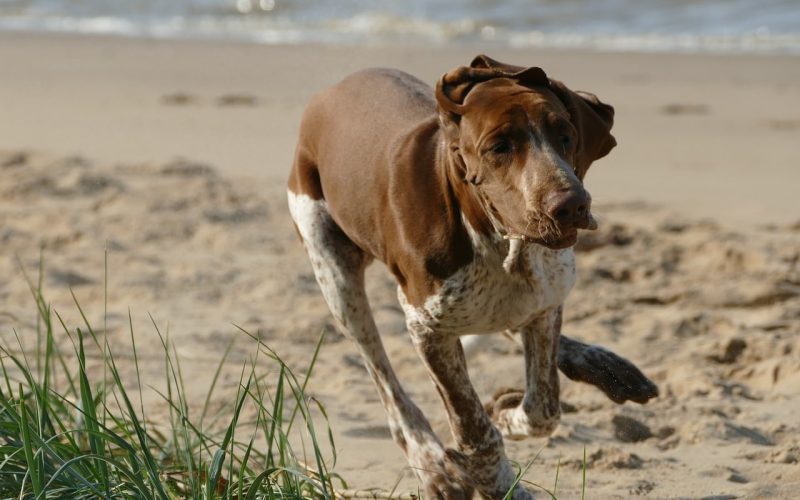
(287, 55, 658, 499)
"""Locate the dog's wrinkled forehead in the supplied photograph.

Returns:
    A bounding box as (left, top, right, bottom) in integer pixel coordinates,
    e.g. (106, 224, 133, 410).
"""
(462, 77, 558, 105)
(460, 79, 568, 119)
(454, 80, 569, 147)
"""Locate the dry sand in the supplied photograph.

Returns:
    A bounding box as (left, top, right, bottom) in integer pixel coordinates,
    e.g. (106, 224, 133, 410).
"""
(1, 33, 799, 499)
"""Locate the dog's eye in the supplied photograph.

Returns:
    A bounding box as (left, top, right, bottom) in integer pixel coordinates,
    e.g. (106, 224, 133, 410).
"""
(560, 135, 571, 148)
(488, 140, 512, 155)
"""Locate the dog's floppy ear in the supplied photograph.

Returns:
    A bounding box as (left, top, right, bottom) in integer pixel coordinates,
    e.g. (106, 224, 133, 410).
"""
(469, 54, 526, 74)
(435, 55, 548, 183)
(435, 55, 548, 120)
(548, 79, 616, 180)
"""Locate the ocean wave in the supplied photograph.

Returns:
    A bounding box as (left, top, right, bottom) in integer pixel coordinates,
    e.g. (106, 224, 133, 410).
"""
(1, 1, 799, 55)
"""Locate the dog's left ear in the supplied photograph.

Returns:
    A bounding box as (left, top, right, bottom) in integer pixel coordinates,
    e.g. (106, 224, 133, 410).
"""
(548, 79, 617, 180)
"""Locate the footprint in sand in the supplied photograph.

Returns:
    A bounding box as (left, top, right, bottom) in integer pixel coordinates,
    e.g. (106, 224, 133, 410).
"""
(706, 338, 747, 364)
(216, 93, 259, 107)
(612, 414, 653, 443)
(55, 171, 125, 198)
(564, 447, 648, 470)
(1, 151, 28, 168)
(766, 119, 800, 131)
(161, 92, 199, 106)
(628, 480, 656, 496)
(660, 103, 710, 115)
(160, 158, 217, 177)
(700, 465, 749, 484)
(49, 269, 95, 287)
(342, 425, 393, 439)
(160, 93, 259, 107)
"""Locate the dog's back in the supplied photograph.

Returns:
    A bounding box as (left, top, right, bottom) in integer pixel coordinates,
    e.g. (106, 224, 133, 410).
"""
(292, 68, 434, 178)
(288, 68, 447, 264)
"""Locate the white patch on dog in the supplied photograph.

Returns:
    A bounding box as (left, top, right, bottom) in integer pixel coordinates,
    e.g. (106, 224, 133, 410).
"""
(401, 216, 576, 337)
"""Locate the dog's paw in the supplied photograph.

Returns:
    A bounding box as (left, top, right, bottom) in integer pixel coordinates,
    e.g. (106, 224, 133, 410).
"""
(558, 340, 659, 404)
(414, 448, 475, 500)
(484, 387, 559, 439)
(484, 387, 524, 417)
(421, 474, 473, 500)
(453, 427, 536, 500)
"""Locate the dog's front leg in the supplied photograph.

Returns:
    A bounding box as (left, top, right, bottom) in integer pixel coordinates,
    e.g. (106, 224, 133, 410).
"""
(464, 330, 659, 405)
(411, 326, 535, 500)
(557, 335, 659, 404)
(486, 308, 562, 440)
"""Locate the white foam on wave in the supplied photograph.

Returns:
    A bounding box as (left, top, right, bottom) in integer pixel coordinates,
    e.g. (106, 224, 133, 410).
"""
(507, 29, 800, 55)
(1, 9, 799, 55)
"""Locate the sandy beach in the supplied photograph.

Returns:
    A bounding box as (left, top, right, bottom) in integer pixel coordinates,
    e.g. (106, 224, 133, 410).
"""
(1, 32, 799, 498)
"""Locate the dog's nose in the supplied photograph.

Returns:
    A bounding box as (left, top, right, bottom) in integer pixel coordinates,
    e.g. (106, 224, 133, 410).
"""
(545, 188, 589, 226)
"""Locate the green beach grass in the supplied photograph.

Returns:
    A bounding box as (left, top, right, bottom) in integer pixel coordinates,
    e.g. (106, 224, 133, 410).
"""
(1, 255, 343, 499)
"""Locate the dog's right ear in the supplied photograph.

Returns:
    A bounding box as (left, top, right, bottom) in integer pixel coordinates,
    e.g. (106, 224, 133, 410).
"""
(435, 65, 491, 183)
(435, 66, 478, 130)
(435, 55, 549, 132)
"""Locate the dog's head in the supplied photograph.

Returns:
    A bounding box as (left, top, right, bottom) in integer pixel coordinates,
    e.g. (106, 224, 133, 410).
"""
(436, 55, 616, 249)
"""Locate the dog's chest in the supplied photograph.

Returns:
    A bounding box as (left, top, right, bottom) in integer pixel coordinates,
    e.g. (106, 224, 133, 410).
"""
(401, 245, 576, 334)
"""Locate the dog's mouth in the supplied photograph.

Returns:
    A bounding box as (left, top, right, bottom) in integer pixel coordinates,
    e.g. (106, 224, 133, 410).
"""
(510, 212, 597, 250)
(540, 228, 580, 249)
(513, 230, 577, 250)
(480, 193, 597, 250)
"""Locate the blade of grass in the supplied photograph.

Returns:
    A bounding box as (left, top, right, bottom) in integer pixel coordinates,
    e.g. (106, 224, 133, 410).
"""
(102, 246, 109, 446)
(18, 384, 43, 498)
(242, 467, 280, 500)
(0, 356, 15, 408)
(207, 362, 252, 497)
(128, 308, 147, 440)
(267, 365, 285, 471)
(502, 457, 536, 500)
(237, 409, 262, 500)
(199, 337, 236, 430)
(75, 327, 110, 494)
(581, 446, 587, 500)
(36, 252, 44, 379)
(170, 341, 198, 496)
(552, 457, 560, 499)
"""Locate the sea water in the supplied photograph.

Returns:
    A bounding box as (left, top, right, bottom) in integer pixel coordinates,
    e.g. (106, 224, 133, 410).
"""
(1, 0, 798, 54)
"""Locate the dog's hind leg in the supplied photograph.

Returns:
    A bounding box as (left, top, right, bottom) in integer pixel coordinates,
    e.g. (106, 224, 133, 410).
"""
(287, 190, 473, 499)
